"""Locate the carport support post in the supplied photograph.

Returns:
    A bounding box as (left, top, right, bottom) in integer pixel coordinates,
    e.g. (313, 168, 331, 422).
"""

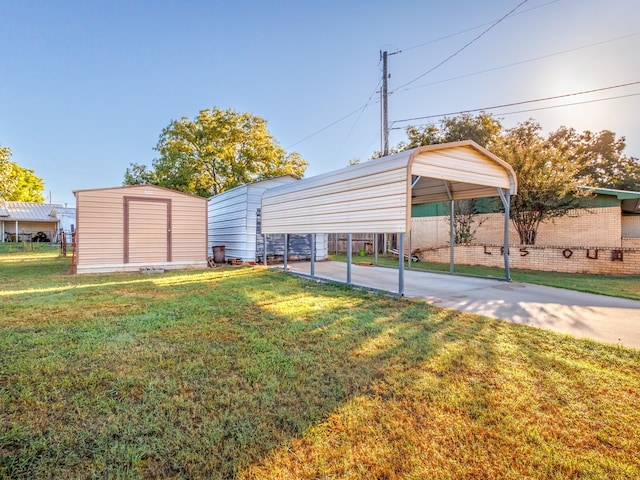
(398, 233, 405, 296)
(347, 233, 353, 285)
(408, 230, 412, 270)
(449, 199, 455, 273)
(346, 234, 352, 284)
(263, 233, 268, 265)
(374, 234, 378, 266)
(310, 233, 315, 278)
(284, 233, 288, 272)
(498, 188, 511, 281)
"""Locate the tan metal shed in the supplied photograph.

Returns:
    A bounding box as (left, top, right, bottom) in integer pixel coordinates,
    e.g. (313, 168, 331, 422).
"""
(261, 141, 517, 293)
(73, 185, 208, 274)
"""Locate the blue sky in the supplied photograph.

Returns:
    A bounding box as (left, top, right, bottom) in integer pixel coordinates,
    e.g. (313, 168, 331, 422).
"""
(2, 0, 639, 206)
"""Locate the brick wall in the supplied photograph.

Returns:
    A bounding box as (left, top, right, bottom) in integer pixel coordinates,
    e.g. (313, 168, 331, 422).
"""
(623, 215, 640, 238)
(411, 206, 625, 249)
(417, 244, 640, 275)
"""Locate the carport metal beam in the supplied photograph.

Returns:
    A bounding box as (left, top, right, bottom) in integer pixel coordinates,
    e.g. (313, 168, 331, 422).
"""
(347, 234, 352, 284)
(310, 233, 315, 277)
(443, 181, 454, 273)
(398, 233, 405, 296)
(498, 188, 511, 281)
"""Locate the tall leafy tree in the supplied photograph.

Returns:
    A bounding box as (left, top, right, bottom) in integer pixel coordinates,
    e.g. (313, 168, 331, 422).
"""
(548, 127, 640, 191)
(0, 143, 45, 202)
(125, 107, 307, 197)
(0, 143, 16, 198)
(439, 112, 503, 147)
(492, 120, 588, 245)
(381, 111, 502, 154)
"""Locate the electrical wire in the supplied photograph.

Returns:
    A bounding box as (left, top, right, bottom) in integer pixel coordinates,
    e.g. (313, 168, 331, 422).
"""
(285, 103, 373, 149)
(399, 0, 560, 54)
(391, 82, 640, 125)
(398, 93, 640, 131)
(397, 32, 640, 93)
(393, 0, 529, 92)
(336, 79, 382, 153)
(485, 92, 640, 118)
(389, 93, 640, 130)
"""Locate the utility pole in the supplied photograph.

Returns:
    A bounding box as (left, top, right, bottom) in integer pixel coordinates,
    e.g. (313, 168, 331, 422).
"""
(381, 50, 389, 156)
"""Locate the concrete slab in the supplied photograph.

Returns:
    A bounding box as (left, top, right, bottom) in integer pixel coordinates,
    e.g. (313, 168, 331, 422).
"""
(281, 261, 640, 350)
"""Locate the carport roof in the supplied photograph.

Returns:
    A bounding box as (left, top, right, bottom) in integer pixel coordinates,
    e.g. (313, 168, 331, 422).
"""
(261, 140, 517, 235)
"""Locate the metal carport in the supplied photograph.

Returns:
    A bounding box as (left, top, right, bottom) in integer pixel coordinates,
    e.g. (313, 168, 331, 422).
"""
(260, 140, 518, 295)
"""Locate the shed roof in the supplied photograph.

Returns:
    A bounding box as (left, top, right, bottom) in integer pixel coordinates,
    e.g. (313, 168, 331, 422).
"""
(261, 141, 517, 234)
(207, 175, 299, 201)
(0, 202, 63, 221)
(73, 184, 207, 200)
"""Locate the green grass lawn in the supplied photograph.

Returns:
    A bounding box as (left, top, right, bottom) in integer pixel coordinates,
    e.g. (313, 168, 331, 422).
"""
(331, 253, 640, 300)
(1, 251, 639, 479)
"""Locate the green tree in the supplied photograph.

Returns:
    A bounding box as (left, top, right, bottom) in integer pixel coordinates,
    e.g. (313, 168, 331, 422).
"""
(548, 127, 640, 191)
(0, 144, 16, 199)
(125, 107, 307, 197)
(439, 112, 503, 147)
(0, 143, 45, 202)
(493, 120, 589, 245)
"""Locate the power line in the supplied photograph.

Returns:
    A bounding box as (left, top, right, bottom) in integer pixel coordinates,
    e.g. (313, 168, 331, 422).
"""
(391, 81, 640, 126)
(285, 103, 373, 150)
(393, 0, 530, 92)
(399, 93, 640, 129)
(336, 79, 382, 154)
(397, 32, 640, 93)
(486, 92, 640, 117)
(399, 0, 560, 54)
(389, 92, 640, 131)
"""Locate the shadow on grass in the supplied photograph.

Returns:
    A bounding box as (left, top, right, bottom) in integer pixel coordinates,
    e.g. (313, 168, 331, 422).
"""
(2, 264, 638, 479)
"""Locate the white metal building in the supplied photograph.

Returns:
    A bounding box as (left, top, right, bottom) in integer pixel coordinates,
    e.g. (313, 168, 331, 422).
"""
(207, 176, 328, 263)
(261, 141, 517, 294)
(50, 206, 76, 242)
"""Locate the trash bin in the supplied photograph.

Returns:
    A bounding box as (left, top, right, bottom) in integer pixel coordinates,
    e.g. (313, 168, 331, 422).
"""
(212, 246, 225, 264)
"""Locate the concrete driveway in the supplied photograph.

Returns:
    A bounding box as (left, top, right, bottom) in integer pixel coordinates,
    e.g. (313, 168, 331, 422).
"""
(282, 261, 640, 350)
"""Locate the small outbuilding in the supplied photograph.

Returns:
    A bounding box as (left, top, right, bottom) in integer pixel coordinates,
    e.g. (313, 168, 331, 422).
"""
(73, 185, 207, 274)
(207, 176, 328, 264)
(261, 141, 517, 294)
(0, 201, 69, 243)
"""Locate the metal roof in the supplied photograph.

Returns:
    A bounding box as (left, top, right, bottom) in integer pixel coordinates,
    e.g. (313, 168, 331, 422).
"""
(50, 206, 76, 217)
(585, 187, 640, 200)
(583, 187, 640, 213)
(0, 202, 63, 221)
(261, 140, 517, 234)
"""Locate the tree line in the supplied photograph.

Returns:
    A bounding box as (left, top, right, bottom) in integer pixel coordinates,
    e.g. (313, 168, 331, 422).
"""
(377, 112, 640, 245)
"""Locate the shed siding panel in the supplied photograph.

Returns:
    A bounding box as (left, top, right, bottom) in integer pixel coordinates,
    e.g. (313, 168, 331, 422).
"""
(208, 185, 250, 261)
